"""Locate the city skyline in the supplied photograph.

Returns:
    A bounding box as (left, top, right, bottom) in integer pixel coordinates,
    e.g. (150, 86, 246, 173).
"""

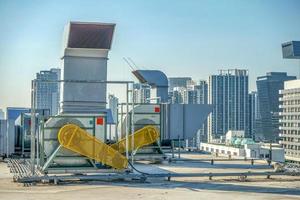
(1, 0, 300, 109)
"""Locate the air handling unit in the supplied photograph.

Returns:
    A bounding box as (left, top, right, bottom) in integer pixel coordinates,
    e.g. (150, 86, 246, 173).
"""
(37, 22, 160, 174)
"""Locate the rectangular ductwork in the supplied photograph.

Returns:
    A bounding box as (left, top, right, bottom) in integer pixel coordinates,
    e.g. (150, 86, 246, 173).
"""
(60, 22, 115, 114)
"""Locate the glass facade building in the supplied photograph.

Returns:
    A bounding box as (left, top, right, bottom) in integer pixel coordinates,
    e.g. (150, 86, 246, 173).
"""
(208, 69, 249, 142)
(34, 68, 61, 115)
(248, 91, 258, 139)
(256, 72, 296, 141)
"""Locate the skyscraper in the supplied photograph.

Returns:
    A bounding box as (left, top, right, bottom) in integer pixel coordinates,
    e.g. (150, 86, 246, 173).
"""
(194, 80, 208, 142)
(132, 83, 151, 103)
(248, 91, 258, 139)
(194, 80, 208, 104)
(279, 79, 300, 163)
(170, 80, 208, 105)
(168, 77, 192, 92)
(170, 87, 184, 104)
(208, 69, 249, 142)
(34, 68, 61, 115)
(256, 72, 296, 141)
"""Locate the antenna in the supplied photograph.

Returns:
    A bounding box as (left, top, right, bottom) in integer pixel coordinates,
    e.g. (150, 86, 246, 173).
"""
(123, 57, 135, 71)
(127, 57, 140, 70)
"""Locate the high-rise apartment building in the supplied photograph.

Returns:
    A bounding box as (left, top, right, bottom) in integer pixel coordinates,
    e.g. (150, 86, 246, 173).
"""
(168, 77, 192, 92)
(34, 68, 61, 115)
(170, 80, 208, 105)
(132, 83, 151, 103)
(256, 72, 296, 141)
(279, 79, 300, 163)
(194, 80, 208, 104)
(208, 69, 249, 142)
(194, 80, 208, 142)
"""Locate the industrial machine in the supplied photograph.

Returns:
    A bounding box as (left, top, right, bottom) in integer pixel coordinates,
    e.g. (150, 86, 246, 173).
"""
(36, 22, 161, 174)
(58, 124, 159, 169)
(118, 103, 165, 161)
(14, 109, 50, 157)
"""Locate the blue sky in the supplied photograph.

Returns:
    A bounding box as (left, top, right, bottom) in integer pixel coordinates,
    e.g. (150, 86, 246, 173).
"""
(0, 0, 300, 109)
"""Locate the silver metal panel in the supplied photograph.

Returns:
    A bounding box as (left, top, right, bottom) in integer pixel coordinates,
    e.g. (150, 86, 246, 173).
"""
(166, 104, 213, 140)
(167, 104, 184, 140)
(60, 22, 115, 114)
(61, 56, 107, 113)
(183, 104, 213, 139)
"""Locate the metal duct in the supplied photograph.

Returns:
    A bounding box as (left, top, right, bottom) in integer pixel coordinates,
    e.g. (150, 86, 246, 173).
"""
(61, 22, 115, 114)
(132, 70, 169, 103)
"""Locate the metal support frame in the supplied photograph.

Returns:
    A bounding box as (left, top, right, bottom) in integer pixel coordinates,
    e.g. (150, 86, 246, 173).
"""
(17, 171, 300, 184)
(117, 102, 165, 161)
(131, 84, 135, 165)
(42, 145, 62, 171)
(30, 80, 36, 175)
(30, 79, 135, 174)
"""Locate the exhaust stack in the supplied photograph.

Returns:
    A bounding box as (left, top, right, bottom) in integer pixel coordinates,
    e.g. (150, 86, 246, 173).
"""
(60, 22, 115, 113)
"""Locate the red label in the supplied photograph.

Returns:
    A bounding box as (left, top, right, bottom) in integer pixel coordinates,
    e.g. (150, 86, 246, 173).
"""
(154, 107, 160, 113)
(96, 117, 104, 125)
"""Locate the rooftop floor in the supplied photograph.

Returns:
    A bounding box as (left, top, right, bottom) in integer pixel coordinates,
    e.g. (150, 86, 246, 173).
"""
(1, 152, 300, 200)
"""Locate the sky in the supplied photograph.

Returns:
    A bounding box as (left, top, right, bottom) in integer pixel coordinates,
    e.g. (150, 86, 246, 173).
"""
(0, 0, 300, 110)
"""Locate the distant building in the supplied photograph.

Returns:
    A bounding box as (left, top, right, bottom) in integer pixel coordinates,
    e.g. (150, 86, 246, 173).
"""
(0, 109, 4, 120)
(248, 91, 258, 139)
(208, 69, 249, 142)
(256, 72, 296, 142)
(279, 79, 300, 163)
(133, 83, 151, 103)
(169, 80, 208, 105)
(108, 94, 119, 123)
(194, 80, 208, 104)
(200, 142, 284, 162)
(34, 68, 61, 115)
(168, 77, 191, 92)
(194, 80, 209, 142)
(170, 87, 185, 104)
(282, 41, 300, 59)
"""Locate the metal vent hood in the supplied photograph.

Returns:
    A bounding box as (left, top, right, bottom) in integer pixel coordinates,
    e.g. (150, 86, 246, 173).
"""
(60, 22, 115, 114)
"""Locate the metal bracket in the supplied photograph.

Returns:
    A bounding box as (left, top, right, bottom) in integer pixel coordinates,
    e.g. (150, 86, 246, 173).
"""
(42, 145, 62, 172)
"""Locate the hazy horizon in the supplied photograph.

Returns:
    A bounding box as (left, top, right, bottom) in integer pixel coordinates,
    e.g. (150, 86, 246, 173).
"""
(1, 0, 300, 110)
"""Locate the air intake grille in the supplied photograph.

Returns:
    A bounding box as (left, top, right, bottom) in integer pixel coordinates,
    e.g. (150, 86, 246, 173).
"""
(68, 23, 114, 49)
